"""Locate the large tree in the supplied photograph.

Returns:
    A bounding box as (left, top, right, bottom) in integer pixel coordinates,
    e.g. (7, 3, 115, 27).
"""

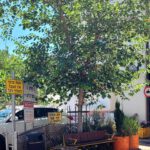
(0, 0, 149, 131)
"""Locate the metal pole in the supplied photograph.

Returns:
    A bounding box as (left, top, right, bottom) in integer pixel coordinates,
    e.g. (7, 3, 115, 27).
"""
(69, 106, 71, 132)
(75, 105, 76, 125)
(11, 71, 17, 150)
(86, 104, 87, 131)
(5, 127, 9, 150)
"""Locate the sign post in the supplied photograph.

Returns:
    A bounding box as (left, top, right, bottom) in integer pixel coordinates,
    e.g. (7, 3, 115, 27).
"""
(11, 72, 16, 150)
(23, 101, 34, 123)
(6, 74, 23, 150)
(23, 83, 37, 130)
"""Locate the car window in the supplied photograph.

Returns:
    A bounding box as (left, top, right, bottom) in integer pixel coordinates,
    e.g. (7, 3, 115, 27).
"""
(46, 108, 58, 117)
(34, 108, 58, 118)
(15, 110, 24, 120)
(0, 108, 11, 122)
(34, 108, 46, 118)
(6, 107, 59, 120)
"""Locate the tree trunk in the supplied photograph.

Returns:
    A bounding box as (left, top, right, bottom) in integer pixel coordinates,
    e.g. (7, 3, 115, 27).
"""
(78, 89, 84, 132)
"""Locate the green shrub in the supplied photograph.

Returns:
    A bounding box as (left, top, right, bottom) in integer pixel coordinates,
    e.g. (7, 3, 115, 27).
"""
(123, 116, 140, 135)
(114, 101, 125, 136)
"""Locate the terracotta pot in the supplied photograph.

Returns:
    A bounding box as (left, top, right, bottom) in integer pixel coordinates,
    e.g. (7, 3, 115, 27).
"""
(129, 134, 139, 150)
(113, 136, 129, 150)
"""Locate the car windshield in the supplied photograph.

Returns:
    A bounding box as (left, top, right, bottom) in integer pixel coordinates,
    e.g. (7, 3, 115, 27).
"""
(0, 108, 11, 122)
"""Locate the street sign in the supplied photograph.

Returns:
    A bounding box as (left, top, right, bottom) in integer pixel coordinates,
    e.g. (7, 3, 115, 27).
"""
(48, 112, 62, 123)
(6, 80, 23, 95)
(144, 86, 150, 98)
(145, 18, 150, 22)
(23, 83, 36, 123)
(24, 83, 37, 95)
(24, 108, 34, 123)
(23, 101, 34, 108)
(23, 83, 37, 102)
(23, 94, 36, 102)
(24, 101, 34, 123)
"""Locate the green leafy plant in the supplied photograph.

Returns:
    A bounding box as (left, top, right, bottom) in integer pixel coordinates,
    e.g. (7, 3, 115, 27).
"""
(98, 125, 114, 134)
(123, 117, 140, 135)
(85, 111, 101, 131)
(114, 101, 125, 136)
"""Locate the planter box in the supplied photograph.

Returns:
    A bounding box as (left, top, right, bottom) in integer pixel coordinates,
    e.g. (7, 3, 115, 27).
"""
(138, 127, 150, 138)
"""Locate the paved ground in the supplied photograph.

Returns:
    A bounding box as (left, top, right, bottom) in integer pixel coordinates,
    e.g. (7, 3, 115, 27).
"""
(50, 138, 150, 150)
(139, 138, 150, 150)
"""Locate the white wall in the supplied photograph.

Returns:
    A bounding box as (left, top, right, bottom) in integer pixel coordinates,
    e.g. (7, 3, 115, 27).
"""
(121, 88, 146, 122)
(110, 74, 147, 122)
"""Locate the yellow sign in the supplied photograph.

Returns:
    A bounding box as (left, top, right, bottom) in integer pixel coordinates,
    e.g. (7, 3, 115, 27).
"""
(145, 18, 150, 22)
(48, 112, 62, 123)
(6, 80, 23, 95)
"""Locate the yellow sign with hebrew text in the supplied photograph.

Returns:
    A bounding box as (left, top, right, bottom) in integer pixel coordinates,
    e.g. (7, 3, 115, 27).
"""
(6, 80, 23, 95)
(48, 112, 62, 123)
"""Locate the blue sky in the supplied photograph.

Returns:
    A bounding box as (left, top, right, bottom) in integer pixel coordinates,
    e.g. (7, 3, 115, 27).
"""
(0, 20, 47, 54)
(0, 21, 30, 53)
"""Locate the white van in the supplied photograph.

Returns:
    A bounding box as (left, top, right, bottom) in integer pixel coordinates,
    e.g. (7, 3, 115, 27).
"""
(0, 105, 58, 150)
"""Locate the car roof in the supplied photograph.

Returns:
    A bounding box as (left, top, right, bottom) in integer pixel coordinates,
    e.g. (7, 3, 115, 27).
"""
(6, 105, 58, 111)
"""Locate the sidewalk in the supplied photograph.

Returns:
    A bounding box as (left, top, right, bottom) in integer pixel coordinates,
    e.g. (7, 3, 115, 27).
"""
(139, 145, 150, 150)
(139, 138, 150, 150)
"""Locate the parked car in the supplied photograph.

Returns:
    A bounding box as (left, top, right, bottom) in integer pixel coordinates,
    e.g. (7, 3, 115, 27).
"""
(0, 105, 58, 150)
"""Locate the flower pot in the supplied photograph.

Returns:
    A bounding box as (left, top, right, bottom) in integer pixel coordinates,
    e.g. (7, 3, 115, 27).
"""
(113, 136, 129, 150)
(138, 127, 150, 138)
(129, 134, 139, 150)
(147, 128, 150, 137)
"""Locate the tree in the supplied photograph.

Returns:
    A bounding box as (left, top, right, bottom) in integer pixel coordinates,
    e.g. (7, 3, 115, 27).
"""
(114, 101, 124, 135)
(0, 0, 149, 132)
(0, 50, 25, 109)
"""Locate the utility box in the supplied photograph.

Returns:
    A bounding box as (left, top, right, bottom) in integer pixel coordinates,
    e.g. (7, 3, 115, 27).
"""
(26, 132, 45, 150)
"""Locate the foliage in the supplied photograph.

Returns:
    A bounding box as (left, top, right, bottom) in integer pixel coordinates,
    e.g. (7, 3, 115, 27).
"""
(123, 116, 140, 135)
(114, 101, 125, 136)
(0, 0, 149, 131)
(83, 121, 91, 132)
(83, 112, 115, 134)
(114, 102, 140, 136)
(105, 119, 116, 134)
(83, 111, 100, 131)
(95, 118, 115, 134)
(99, 125, 114, 134)
(90, 111, 101, 130)
(0, 0, 149, 104)
(140, 121, 150, 128)
(0, 50, 25, 109)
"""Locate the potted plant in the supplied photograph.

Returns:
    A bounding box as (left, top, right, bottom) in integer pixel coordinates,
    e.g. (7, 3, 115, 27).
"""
(123, 116, 140, 149)
(113, 101, 129, 150)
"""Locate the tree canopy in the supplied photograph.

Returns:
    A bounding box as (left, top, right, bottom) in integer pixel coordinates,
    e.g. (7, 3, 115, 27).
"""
(0, 0, 149, 131)
(0, 0, 149, 101)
